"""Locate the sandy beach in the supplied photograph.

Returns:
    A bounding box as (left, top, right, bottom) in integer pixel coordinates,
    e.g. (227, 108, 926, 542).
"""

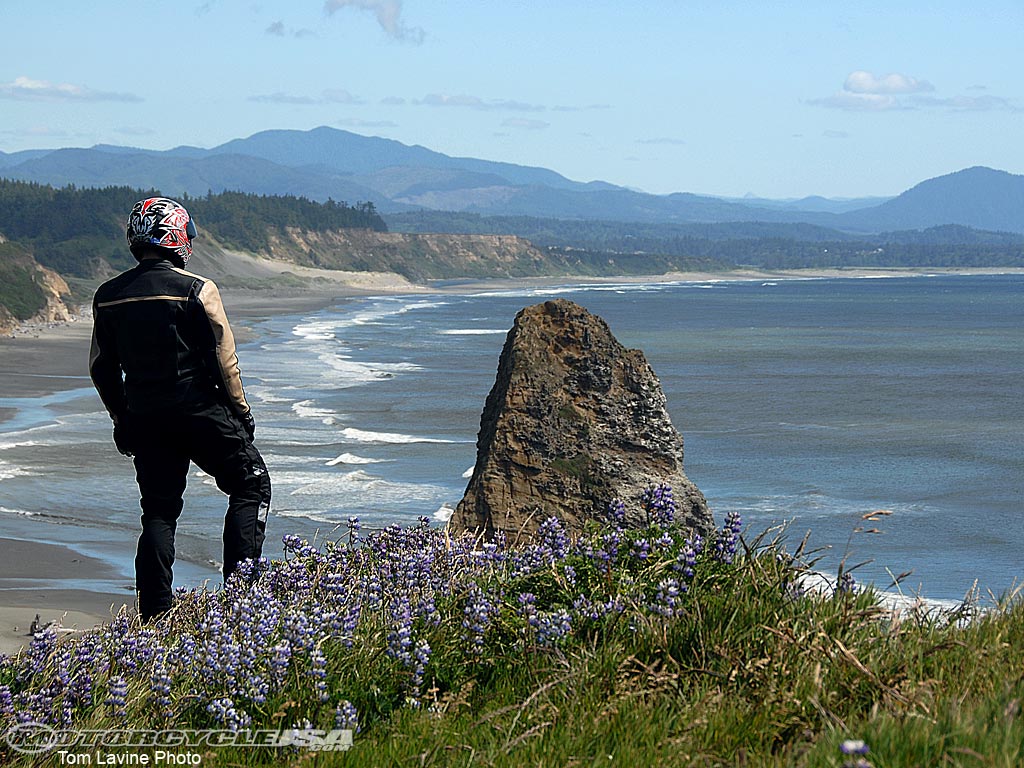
(0, 537, 131, 655)
(0, 263, 1019, 654)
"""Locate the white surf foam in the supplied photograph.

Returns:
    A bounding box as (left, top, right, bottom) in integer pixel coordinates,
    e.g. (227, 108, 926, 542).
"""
(462, 466, 474, 479)
(0, 506, 38, 517)
(326, 453, 385, 466)
(316, 353, 421, 388)
(245, 385, 293, 404)
(281, 469, 450, 506)
(291, 399, 338, 424)
(0, 460, 38, 481)
(437, 329, 508, 336)
(0, 439, 47, 451)
(433, 503, 455, 523)
(340, 427, 461, 445)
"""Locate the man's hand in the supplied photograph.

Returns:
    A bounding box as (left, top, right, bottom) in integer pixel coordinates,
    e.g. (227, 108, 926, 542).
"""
(113, 420, 134, 457)
(241, 412, 256, 440)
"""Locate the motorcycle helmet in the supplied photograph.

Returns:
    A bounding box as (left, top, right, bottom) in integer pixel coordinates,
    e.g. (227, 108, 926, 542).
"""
(126, 197, 198, 267)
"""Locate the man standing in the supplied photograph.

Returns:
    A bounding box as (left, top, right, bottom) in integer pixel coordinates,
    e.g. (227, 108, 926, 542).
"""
(89, 197, 271, 620)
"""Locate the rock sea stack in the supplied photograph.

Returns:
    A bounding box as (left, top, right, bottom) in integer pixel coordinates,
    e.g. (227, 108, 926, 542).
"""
(450, 298, 713, 541)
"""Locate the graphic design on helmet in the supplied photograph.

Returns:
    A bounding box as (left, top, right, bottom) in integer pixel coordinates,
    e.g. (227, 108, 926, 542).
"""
(126, 197, 197, 266)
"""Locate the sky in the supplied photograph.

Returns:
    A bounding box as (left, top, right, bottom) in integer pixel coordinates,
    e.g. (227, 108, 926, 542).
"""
(1, 1, 1022, 199)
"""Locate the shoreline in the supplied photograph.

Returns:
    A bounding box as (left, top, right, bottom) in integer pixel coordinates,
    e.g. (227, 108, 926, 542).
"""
(0, 537, 131, 656)
(0, 265, 1020, 653)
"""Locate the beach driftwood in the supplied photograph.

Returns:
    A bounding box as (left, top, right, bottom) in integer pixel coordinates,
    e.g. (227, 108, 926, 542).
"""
(450, 298, 713, 541)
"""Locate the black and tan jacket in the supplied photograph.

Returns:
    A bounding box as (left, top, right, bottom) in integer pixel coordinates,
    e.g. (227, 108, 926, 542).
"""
(89, 259, 250, 420)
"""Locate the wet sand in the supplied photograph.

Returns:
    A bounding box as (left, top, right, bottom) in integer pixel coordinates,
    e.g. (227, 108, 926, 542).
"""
(0, 537, 131, 655)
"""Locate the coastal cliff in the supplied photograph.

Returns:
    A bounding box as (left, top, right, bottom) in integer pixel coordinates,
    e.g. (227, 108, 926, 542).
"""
(0, 244, 74, 335)
(266, 228, 550, 281)
(450, 299, 713, 540)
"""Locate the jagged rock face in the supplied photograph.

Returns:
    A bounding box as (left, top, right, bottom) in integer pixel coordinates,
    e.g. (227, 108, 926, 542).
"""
(450, 299, 714, 541)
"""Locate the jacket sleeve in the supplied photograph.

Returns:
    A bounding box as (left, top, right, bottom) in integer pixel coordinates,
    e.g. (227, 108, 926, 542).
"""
(88, 305, 128, 421)
(195, 279, 251, 416)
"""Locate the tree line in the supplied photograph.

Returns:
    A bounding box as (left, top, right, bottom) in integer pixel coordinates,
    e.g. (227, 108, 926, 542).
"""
(0, 179, 387, 278)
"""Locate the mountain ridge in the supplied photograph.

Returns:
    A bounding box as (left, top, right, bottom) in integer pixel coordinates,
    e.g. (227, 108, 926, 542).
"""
(2, 127, 1023, 233)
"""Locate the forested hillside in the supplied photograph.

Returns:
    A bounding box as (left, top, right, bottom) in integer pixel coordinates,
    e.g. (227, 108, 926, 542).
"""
(0, 180, 386, 278)
(0, 180, 387, 326)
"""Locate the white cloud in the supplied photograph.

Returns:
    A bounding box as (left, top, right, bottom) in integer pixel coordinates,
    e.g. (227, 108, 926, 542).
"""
(0, 76, 141, 102)
(809, 90, 905, 111)
(844, 70, 933, 95)
(324, 0, 424, 44)
(810, 71, 1017, 113)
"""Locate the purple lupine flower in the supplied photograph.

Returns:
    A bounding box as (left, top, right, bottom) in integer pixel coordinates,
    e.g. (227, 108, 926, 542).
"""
(270, 642, 292, 685)
(837, 571, 856, 596)
(0, 684, 13, 716)
(461, 585, 494, 654)
(537, 516, 569, 562)
(606, 498, 627, 527)
(309, 648, 329, 702)
(651, 578, 684, 616)
(840, 739, 872, 768)
(641, 484, 676, 526)
(674, 534, 703, 579)
(714, 511, 743, 563)
(386, 600, 414, 666)
(106, 675, 128, 720)
(630, 538, 651, 560)
(562, 564, 578, 590)
(572, 594, 600, 622)
(335, 699, 360, 732)
(25, 626, 57, 676)
(149, 648, 173, 714)
(534, 609, 573, 645)
(517, 592, 540, 631)
(410, 640, 431, 692)
(206, 696, 251, 731)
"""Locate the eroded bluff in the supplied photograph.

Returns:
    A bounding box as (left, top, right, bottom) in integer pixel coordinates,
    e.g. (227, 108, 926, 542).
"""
(450, 298, 713, 541)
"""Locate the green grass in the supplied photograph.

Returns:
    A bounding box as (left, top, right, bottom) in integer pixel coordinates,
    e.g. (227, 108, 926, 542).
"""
(2, 521, 1021, 768)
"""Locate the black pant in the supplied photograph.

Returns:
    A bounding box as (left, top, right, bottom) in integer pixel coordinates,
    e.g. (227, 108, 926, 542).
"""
(130, 400, 270, 620)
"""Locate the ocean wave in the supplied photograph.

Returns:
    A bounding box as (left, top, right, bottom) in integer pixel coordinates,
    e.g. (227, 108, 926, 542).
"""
(437, 329, 508, 336)
(0, 460, 40, 481)
(290, 298, 448, 341)
(245, 385, 294, 404)
(280, 468, 450, 506)
(433, 503, 455, 523)
(462, 466, 474, 479)
(326, 453, 385, 466)
(0, 506, 38, 517)
(0, 439, 48, 451)
(340, 427, 463, 445)
(291, 399, 338, 424)
(397, 300, 450, 313)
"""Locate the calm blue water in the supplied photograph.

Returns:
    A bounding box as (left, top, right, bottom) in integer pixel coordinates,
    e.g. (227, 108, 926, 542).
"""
(0, 274, 1021, 601)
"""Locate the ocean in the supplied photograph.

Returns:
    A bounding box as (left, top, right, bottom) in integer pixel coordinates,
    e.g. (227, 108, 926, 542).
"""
(0, 273, 1021, 602)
